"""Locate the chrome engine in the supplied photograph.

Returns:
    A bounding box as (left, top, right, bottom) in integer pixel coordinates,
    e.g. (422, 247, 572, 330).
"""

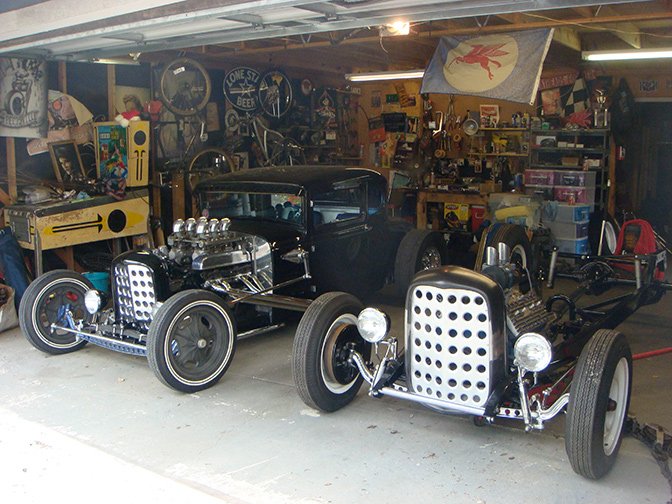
(112, 216, 273, 331)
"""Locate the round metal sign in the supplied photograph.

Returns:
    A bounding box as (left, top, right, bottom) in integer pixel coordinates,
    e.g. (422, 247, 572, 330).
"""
(223, 67, 260, 112)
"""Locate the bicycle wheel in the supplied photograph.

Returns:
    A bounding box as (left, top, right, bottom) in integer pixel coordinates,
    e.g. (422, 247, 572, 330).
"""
(268, 137, 306, 166)
(159, 58, 211, 116)
(187, 148, 236, 192)
(257, 69, 293, 118)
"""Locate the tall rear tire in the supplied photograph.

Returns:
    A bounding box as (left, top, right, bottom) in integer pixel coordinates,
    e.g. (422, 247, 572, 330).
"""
(394, 230, 446, 297)
(292, 292, 371, 412)
(565, 329, 632, 479)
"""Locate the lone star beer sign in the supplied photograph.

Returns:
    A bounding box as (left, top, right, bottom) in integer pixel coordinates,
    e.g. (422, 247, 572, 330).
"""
(224, 67, 260, 112)
(420, 29, 554, 105)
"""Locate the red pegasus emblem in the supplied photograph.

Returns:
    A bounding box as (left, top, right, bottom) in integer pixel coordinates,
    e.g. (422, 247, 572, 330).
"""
(447, 43, 509, 80)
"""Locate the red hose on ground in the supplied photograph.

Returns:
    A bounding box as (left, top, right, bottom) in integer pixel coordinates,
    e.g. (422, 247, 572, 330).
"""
(633, 347, 672, 361)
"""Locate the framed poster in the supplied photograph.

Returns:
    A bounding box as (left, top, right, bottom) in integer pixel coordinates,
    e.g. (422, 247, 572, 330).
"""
(48, 140, 84, 182)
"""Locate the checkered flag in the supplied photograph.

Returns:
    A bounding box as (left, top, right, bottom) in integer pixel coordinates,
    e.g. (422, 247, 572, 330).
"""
(562, 78, 589, 117)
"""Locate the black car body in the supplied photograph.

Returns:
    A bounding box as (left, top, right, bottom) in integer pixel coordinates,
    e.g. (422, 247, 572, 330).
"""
(20, 166, 445, 393)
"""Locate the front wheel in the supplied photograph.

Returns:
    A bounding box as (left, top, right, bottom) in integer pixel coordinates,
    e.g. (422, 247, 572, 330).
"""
(565, 329, 632, 479)
(19, 270, 93, 354)
(147, 290, 236, 393)
(292, 292, 371, 412)
(394, 229, 446, 297)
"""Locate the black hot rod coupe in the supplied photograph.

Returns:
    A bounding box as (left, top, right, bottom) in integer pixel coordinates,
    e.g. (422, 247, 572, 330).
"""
(291, 223, 670, 479)
(18, 166, 447, 393)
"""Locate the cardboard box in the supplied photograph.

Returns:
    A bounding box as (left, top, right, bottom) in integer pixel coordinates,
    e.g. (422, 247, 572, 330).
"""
(444, 203, 469, 222)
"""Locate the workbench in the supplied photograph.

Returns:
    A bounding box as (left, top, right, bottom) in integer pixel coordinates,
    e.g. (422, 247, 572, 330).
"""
(416, 189, 490, 230)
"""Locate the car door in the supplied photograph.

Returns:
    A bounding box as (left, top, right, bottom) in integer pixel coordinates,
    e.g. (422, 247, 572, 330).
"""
(309, 178, 373, 296)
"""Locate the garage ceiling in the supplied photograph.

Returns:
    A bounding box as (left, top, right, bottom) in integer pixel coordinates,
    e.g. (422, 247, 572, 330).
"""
(1, 0, 672, 77)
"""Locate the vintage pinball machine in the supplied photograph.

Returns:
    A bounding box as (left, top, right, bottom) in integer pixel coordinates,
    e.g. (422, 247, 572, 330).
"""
(5, 121, 152, 276)
(5, 190, 150, 276)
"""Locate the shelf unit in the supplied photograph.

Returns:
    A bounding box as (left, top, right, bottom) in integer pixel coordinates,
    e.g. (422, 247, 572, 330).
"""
(527, 129, 610, 212)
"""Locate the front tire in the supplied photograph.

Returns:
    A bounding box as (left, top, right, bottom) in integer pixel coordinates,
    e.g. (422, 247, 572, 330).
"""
(292, 292, 371, 412)
(147, 290, 236, 393)
(394, 229, 446, 297)
(565, 329, 632, 479)
(19, 270, 93, 354)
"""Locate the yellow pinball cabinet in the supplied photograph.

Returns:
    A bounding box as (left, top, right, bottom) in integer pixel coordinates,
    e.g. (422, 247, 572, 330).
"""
(5, 190, 150, 275)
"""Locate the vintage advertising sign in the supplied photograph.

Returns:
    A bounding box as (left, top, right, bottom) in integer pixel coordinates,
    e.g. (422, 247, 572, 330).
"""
(420, 29, 554, 105)
(0, 57, 48, 138)
(223, 67, 260, 112)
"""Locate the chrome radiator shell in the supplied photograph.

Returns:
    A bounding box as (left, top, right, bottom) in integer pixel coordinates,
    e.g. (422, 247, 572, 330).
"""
(405, 266, 507, 414)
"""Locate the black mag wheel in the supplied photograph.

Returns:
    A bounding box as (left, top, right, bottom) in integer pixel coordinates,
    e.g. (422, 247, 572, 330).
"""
(147, 290, 236, 393)
(257, 69, 293, 118)
(159, 58, 211, 116)
(565, 329, 632, 479)
(394, 229, 446, 298)
(187, 147, 236, 192)
(292, 292, 371, 412)
(19, 270, 93, 354)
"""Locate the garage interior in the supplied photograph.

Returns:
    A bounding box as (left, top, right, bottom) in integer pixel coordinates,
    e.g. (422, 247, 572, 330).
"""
(1, 1, 672, 502)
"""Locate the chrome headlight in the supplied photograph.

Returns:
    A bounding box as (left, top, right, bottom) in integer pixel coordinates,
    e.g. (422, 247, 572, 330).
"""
(84, 289, 107, 314)
(357, 308, 389, 343)
(514, 333, 552, 372)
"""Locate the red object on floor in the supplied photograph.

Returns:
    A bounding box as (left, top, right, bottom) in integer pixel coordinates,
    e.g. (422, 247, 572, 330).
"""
(632, 347, 672, 361)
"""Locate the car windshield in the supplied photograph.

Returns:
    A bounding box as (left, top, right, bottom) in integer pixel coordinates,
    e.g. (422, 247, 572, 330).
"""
(199, 190, 304, 226)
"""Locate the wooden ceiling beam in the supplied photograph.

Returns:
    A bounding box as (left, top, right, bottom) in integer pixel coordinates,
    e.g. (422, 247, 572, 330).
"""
(593, 5, 642, 48)
(212, 10, 672, 60)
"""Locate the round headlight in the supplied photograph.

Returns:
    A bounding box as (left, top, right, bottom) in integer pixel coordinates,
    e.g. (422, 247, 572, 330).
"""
(357, 308, 389, 343)
(84, 289, 104, 314)
(514, 333, 552, 372)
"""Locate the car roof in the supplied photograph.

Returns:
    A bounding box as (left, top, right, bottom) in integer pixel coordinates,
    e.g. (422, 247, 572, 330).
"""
(195, 165, 385, 195)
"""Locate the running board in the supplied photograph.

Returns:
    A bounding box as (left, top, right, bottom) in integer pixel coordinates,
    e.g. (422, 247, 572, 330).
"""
(52, 325, 147, 357)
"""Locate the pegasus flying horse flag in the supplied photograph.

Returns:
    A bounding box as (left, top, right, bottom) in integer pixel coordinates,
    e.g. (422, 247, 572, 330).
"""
(420, 29, 554, 105)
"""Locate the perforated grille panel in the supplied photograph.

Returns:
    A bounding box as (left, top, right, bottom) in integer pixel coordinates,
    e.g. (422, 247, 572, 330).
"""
(407, 285, 492, 410)
(114, 261, 156, 323)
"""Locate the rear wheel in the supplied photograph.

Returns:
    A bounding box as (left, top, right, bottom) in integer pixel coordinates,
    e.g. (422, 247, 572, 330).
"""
(147, 290, 236, 393)
(394, 230, 446, 297)
(292, 292, 371, 412)
(19, 270, 93, 354)
(565, 329, 632, 479)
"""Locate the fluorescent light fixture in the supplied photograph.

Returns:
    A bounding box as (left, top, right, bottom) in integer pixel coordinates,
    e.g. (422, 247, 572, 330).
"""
(345, 69, 425, 82)
(582, 48, 672, 61)
(90, 57, 140, 65)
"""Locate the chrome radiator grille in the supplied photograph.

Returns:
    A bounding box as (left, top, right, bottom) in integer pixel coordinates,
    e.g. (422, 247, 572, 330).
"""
(114, 261, 157, 323)
(407, 285, 493, 412)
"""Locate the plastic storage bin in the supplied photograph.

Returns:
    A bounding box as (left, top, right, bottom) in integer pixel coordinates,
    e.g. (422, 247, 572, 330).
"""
(554, 186, 595, 205)
(556, 237, 590, 254)
(554, 204, 591, 222)
(524, 169, 555, 186)
(546, 219, 590, 239)
(554, 170, 596, 187)
(524, 185, 554, 199)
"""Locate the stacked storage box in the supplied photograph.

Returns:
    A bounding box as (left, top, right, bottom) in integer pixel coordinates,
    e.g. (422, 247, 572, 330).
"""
(546, 204, 591, 254)
(524, 169, 596, 206)
(524, 168, 596, 254)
